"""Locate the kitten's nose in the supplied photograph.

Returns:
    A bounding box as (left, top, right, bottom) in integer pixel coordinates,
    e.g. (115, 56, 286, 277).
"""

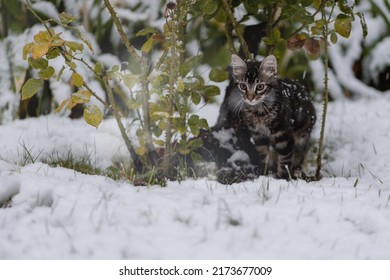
(247, 93, 255, 101)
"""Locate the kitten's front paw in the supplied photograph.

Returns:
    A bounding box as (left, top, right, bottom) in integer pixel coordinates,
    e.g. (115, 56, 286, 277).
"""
(216, 163, 256, 184)
(217, 167, 245, 184)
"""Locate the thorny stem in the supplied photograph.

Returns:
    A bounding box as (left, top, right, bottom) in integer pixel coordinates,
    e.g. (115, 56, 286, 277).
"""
(225, 15, 237, 55)
(140, 55, 160, 167)
(221, 0, 252, 59)
(163, 18, 177, 176)
(102, 74, 143, 173)
(102, 0, 142, 65)
(103, 0, 159, 168)
(315, 1, 332, 180)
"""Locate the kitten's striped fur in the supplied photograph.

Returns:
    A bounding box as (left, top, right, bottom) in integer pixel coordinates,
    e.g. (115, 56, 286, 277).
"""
(215, 54, 316, 180)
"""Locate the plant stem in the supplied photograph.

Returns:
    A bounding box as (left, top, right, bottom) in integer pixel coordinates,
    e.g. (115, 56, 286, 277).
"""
(103, 0, 142, 65)
(163, 3, 180, 177)
(140, 55, 160, 167)
(221, 0, 252, 59)
(225, 15, 237, 55)
(103, 0, 159, 168)
(315, 1, 331, 180)
(102, 74, 143, 173)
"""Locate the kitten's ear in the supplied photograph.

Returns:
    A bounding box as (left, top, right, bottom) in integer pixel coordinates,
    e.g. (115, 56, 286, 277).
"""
(231, 54, 247, 79)
(260, 55, 277, 79)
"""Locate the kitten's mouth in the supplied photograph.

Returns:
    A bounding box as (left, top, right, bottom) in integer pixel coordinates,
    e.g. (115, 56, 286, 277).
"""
(243, 99, 261, 106)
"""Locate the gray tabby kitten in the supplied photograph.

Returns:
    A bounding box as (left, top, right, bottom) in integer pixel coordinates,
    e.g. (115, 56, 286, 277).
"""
(215, 54, 316, 180)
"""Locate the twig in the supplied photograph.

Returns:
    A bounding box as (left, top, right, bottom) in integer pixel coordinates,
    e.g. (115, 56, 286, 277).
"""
(102, 0, 142, 65)
(221, 0, 252, 59)
(102, 74, 143, 173)
(315, 0, 332, 180)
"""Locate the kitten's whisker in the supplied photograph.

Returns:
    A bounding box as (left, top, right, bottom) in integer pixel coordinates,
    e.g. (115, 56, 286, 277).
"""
(260, 101, 270, 114)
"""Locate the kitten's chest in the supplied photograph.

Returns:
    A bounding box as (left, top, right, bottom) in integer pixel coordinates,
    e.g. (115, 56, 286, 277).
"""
(245, 108, 280, 137)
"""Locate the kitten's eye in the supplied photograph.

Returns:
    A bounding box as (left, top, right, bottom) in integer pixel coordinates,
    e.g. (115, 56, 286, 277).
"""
(256, 84, 266, 92)
(238, 83, 247, 91)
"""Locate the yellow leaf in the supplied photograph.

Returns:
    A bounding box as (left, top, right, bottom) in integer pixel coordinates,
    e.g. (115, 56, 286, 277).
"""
(59, 12, 77, 25)
(153, 139, 165, 146)
(23, 42, 34, 60)
(135, 146, 146, 156)
(51, 37, 65, 47)
(32, 44, 49, 60)
(84, 105, 103, 128)
(177, 78, 185, 92)
(67, 99, 77, 110)
(71, 90, 91, 104)
(153, 111, 170, 118)
(34, 31, 51, 44)
(55, 98, 70, 113)
(71, 73, 84, 87)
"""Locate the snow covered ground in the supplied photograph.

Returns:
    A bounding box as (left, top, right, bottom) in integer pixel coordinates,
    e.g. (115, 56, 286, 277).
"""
(1, 93, 390, 259)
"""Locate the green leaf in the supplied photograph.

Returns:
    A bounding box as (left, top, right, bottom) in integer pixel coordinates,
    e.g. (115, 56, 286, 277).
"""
(21, 78, 43, 100)
(338, 0, 353, 15)
(191, 92, 201, 105)
(209, 68, 228, 82)
(356, 12, 368, 39)
(46, 48, 61, 59)
(57, 65, 66, 81)
(300, 0, 312, 7)
(353, 177, 359, 188)
(123, 74, 138, 89)
(136, 27, 159, 36)
(84, 105, 103, 128)
(334, 14, 352, 38)
(190, 151, 203, 163)
(189, 138, 203, 148)
(71, 73, 84, 87)
(28, 57, 48, 69)
(199, 0, 218, 15)
(204, 85, 220, 97)
(59, 12, 77, 25)
(199, 118, 209, 129)
(188, 115, 200, 137)
(330, 31, 338, 44)
(66, 41, 84, 52)
(111, 65, 120, 72)
(177, 78, 185, 92)
(67, 61, 77, 70)
(38, 66, 55, 80)
(141, 36, 156, 53)
(94, 62, 103, 75)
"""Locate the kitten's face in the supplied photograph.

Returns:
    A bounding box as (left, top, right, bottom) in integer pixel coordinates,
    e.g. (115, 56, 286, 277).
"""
(231, 54, 277, 106)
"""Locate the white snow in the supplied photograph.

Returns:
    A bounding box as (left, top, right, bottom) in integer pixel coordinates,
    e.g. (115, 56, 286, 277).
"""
(1, 93, 390, 259)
